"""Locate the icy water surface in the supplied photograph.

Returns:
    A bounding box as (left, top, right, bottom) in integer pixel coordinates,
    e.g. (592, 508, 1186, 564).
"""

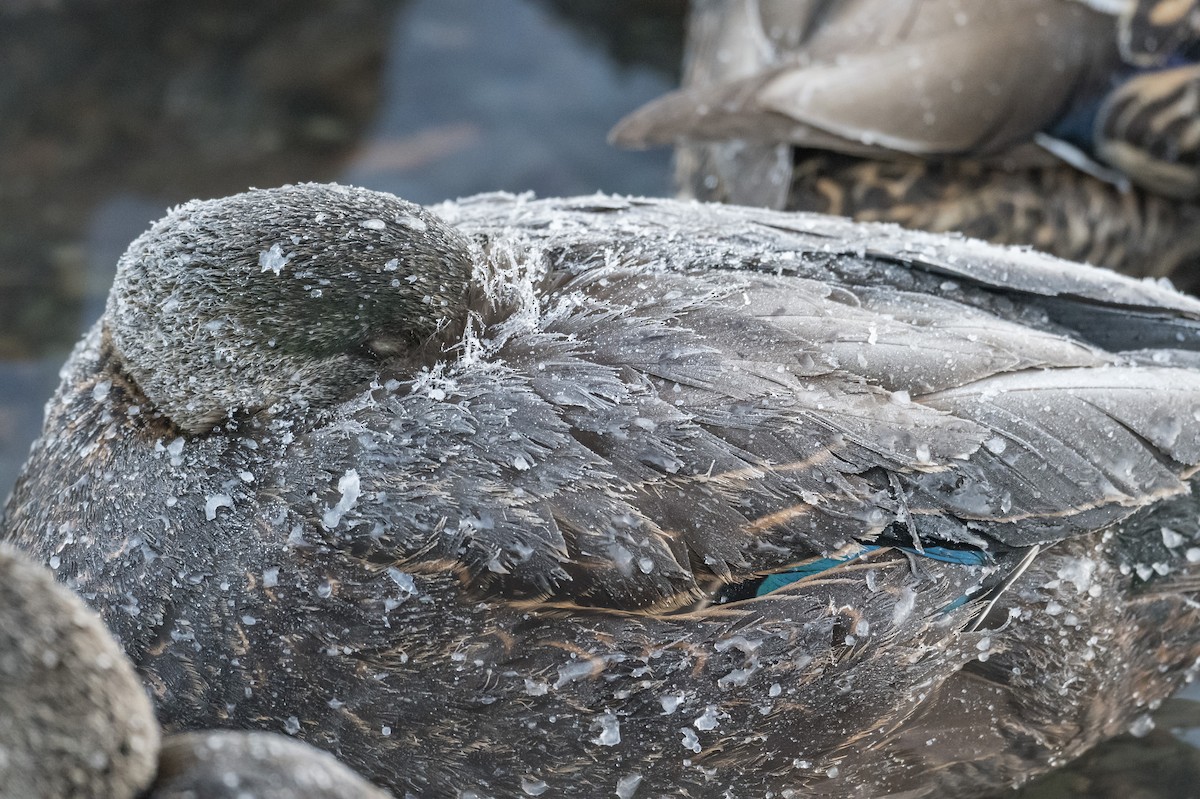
(1, 1, 1199, 796)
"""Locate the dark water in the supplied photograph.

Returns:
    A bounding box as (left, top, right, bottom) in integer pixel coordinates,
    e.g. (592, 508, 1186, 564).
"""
(1, 1, 1198, 796)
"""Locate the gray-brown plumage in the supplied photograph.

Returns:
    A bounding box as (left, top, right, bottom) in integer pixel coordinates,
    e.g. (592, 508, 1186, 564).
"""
(0, 544, 160, 799)
(610, 0, 1200, 290)
(7, 183, 1200, 796)
(0, 544, 390, 798)
(1118, 0, 1200, 66)
(148, 731, 393, 799)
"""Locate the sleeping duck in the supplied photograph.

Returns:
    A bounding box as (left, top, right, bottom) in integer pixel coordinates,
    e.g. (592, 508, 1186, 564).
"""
(0, 543, 391, 798)
(6, 183, 1200, 797)
(610, 0, 1200, 291)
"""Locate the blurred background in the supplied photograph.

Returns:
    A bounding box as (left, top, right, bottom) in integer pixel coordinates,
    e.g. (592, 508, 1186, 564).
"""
(1, 1, 1198, 795)
(0, 0, 682, 494)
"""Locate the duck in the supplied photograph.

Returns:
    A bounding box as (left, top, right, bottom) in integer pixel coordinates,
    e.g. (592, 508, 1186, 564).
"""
(149, 731, 394, 799)
(610, 0, 1200, 292)
(0, 543, 391, 798)
(6, 182, 1200, 797)
(0, 543, 160, 799)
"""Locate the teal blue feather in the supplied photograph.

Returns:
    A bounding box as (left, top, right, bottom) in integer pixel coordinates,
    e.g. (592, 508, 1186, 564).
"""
(756, 544, 992, 597)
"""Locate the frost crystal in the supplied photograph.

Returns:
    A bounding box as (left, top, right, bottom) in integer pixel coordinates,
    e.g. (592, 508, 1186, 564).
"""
(616, 774, 643, 798)
(1129, 714, 1155, 737)
(892, 585, 917, 627)
(387, 568, 418, 598)
(166, 437, 185, 467)
(520, 777, 549, 796)
(984, 436, 1007, 455)
(396, 214, 428, 232)
(205, 494, 233, 521)
(555, 659, 596, 688)
(592, 712, 621, 746)
(693, 705, 720, 730)
(322, 468, 361, 529)
(1055, 558, 1096, 593)
(258, 243, 290, 275)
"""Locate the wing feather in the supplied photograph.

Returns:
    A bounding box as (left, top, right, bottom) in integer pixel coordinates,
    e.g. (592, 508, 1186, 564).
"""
(301, 197, 1200, 608)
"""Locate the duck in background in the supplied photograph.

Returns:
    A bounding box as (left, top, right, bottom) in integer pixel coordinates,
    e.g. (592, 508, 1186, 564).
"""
(0, 544, 390, 799)
(611, 0, 1200, 292)
(0, 543, 160, 799)
(8, 183, 1200, 796)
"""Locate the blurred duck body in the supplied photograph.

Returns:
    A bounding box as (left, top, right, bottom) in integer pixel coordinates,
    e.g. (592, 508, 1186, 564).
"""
(611, 0, 1200, 291)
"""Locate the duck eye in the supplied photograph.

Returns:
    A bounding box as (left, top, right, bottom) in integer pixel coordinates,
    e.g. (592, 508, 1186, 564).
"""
(354, 340, 385, 362)
(358, 336, 409, 361)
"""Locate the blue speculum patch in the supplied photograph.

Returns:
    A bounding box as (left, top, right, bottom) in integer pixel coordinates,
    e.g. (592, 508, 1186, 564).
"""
(755, 543, 992, 597)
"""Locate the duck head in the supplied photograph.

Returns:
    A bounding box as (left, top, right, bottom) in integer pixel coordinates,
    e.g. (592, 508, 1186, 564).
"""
(106, 183, 475, 434)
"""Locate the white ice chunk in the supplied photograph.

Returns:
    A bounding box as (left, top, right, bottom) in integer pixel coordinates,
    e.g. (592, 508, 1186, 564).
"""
(322, 468, 361, 529)
(616, 774, 642, 798)
(205, 494, 233, 521)
(258, 243, 290, 275)
(693, 706, 720, 731)
(592, 712, 621, 746)
(396, 214, 428, 232)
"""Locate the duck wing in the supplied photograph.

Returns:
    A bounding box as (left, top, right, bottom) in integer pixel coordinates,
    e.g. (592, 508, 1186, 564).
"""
(611, 0, 1118, 159)
(294, 196, 1200, 612)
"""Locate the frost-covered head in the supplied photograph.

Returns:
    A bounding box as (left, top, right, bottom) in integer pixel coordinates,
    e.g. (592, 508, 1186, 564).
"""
(106, 183, 475, 433)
